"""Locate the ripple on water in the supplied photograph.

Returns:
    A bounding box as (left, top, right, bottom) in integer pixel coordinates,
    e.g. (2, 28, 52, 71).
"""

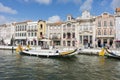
(0, 51, 120, 80)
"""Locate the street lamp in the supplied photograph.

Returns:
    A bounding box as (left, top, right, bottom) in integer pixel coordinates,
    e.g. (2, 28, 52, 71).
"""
(11, 35, 14, 53)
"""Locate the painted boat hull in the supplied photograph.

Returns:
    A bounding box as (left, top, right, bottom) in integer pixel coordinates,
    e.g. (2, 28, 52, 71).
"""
(105, 48, 120, 60)
(20, 49, 78, 57)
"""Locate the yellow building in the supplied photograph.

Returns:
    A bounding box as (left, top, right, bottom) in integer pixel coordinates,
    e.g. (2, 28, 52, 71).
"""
(37, 20, 46, 45)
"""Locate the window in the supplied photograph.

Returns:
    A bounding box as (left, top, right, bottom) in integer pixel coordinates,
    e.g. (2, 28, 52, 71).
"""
(28, 33, 30, 37)
(67, 23, 71, 27)
(67, 33, 71, 39)
(40, 24, 43, 29)
(63, 41, 66, 46)
(98, 30, 101, 35)
(40, 32, 43, 37)
(25, 25, 26, 31)
(63, 33, 66, 38)
(104, 21, 107, 27)
(31, 32, 33, 36)
(67, 16, 71, 21)
(98, 21, 101, 27)
(80, 36, 82, 43)
(35, 32, 37, 36)
(72, 41, 75, 46)
(110, 29, 112, 35)
(110, 21, 113, 27)
(67, 41, 71, 46)
(72, 33, 75, 38)
(104, 29, 107, 35)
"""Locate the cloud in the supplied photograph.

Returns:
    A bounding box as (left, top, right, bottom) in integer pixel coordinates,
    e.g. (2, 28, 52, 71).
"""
(35, 0, 52, 5)
(0, 15, 7, 24)
(111, 0, 120, 9)
(80, 0, 93, 11)
(48, 15, 61, 23)
(57, 0, 81, 4)
(0, 2, 17, 14)
(23, 0, 52, 5)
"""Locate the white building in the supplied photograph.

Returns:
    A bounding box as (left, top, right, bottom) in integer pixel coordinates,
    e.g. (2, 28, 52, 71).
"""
(115, 8, 120, 48)
(27, 21, 38, 46)
(15, 20, 32, 45)
(0, 23, 15, 45)
(76, 10, 95, 48)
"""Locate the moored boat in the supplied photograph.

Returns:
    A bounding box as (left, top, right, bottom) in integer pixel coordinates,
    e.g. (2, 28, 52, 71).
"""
(105, 48, 120, 59)
(16, 44, 79, 57)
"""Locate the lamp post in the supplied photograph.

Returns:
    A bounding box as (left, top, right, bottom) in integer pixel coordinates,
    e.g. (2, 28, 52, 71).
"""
(11, 35, 14, 53)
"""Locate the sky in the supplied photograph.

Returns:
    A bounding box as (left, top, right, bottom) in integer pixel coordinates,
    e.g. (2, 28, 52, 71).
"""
(0, 0, 120, 24)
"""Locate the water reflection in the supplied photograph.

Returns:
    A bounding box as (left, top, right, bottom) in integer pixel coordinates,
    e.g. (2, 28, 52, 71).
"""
(0, 50, 120, 80)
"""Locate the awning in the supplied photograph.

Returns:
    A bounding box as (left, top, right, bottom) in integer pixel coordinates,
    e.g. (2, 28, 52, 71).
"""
(40, 39, 51, 42)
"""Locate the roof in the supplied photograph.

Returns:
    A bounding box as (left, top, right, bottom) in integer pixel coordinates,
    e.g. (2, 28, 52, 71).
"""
(116, 8, 120, 12)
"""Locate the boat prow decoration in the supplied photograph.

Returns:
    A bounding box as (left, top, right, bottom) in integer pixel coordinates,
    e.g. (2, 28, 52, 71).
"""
(16, 44, 24, 53)
(99, 48, 105, 56)
(105, 48, 120, 59)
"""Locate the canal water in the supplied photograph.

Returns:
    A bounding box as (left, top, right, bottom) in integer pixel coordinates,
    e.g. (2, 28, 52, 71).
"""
(0, 50, 120, 80)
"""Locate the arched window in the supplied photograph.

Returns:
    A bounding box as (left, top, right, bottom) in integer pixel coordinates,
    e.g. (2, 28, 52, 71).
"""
(40, 24, 43, 29)
(67, 23, 71, 27)
(67, 33, 71, 39)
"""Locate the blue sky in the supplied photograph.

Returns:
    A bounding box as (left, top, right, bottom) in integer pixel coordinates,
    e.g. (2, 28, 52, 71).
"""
(0, 0, 120, 24)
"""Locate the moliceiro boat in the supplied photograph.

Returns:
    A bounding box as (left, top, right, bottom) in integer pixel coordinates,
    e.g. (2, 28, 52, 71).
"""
(16, 44, 79, 57)
(105, 48, 120, 59)
(99, 47, 120, 59)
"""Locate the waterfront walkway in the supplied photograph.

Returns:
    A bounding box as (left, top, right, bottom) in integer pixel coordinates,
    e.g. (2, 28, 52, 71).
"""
(0, 45, 120, 56)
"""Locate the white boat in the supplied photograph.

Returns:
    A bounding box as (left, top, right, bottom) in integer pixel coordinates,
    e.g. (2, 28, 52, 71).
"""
(16, 38, 79, 57)
(20, 48, 78, 57)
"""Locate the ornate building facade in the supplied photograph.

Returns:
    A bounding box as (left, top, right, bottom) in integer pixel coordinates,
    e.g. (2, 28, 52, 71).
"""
(76, 11, 96, 48)
(95, 13, 115, 47)
(115, 8, 120, 48)
(61, 15, 77, 48)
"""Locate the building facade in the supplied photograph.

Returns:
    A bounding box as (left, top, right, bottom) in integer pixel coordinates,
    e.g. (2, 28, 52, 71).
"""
(77, 11, 95, 48)
(47, 22, 62, 47)
(61, 15, 77, 48)
(15, 20, 31, 45)
(37, 20, 46, 46)
(115, 8, 120, 48)
(95, 13, 115, 48)
(27, 21, 37, 46)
